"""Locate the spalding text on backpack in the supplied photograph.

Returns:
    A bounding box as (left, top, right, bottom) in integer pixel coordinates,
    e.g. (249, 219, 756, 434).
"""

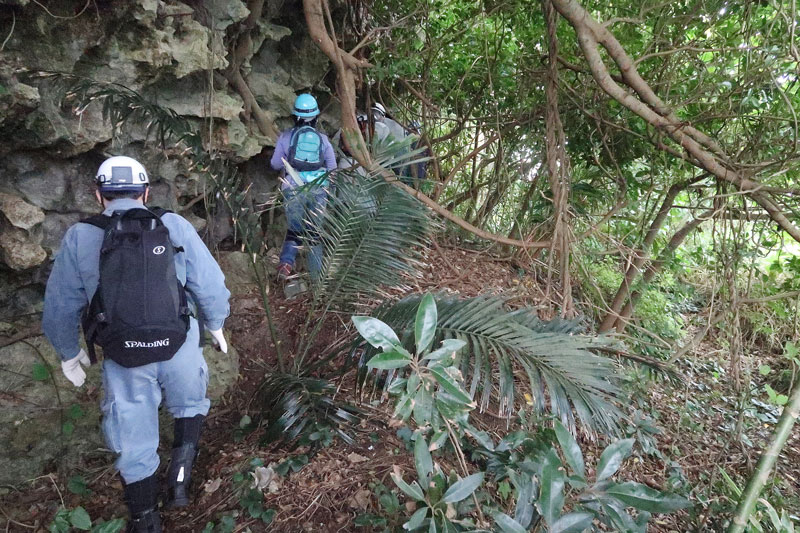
(81, 208, 191, 368)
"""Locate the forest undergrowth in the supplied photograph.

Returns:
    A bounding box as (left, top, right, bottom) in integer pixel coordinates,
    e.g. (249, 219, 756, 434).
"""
(3, 244, 797, 533)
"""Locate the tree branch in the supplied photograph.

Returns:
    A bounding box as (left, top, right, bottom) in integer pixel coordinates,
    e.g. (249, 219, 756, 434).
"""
(550, 0, 800, 245)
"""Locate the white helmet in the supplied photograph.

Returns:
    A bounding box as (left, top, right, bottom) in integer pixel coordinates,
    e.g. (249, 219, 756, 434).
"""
(95, 156, 149, 191)
(371, 102, 386, 120)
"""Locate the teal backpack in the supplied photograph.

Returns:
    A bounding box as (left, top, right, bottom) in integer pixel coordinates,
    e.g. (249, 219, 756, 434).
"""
(289, 126, 324, 173)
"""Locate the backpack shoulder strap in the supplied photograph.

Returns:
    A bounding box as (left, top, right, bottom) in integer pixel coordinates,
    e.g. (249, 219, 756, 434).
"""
(317, 130, 325, 158)
(80, 214, 113, 230)
(149, 207, 173, 218)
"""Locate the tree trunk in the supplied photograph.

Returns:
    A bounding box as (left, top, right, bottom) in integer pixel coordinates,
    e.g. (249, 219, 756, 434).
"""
(614, 208, 715, 330)
(728, 381, 800, 532)
(302, 0, 552, 249)
(599, 177, 703, 332)
(542, 0, 574, 317)
(549, 0, 800, 245)
(224, 0, 279, 141)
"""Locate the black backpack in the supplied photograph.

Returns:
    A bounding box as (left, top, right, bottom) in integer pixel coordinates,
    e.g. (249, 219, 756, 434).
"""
(80, 208, 192, 368)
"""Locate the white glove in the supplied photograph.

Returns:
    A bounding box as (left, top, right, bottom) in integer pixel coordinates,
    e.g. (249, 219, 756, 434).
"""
(61, 349, 91, 387)
(209, 328, 228, 354)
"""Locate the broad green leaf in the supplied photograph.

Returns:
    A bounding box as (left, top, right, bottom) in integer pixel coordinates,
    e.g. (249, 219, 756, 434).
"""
(388, 377, 407, 395)
(441, 519, 457, 533)
(415, 293, 438, 354)
(407, 373, 421, 394)
(429, 518, 437, 533)
(423, 339, 467, 362)
(554, 420, 585, 480)
(394, 393, 414, 421)
(600, 501, 642, 533)
(68, 476, 91, 496)
(363, 293, 624, 435)
(429, 472, 447, 504)
(69, 506, 92, 530)
(605, 482, 691, 513)
(391, 472, 425, 501)
(758, 364, 772, 376)
(550, 512, 594, 533)
(429, 366, 472, 405)
(413, 382, 434, 425)
(784, 341, 798, 360)
(353, 316, 401, 350)
(68, 404, 86, 420)
(498, 480, 512, 500)
(493, 511, 527, 533)
(91, 519, 125, 533)
(539, 458, 565, 525)
(62, 421, 75, 436)
(404, 506, 428, 530)
(32, 362, 50, 381)
(465, 425, 494, 451)
(50, 509, 70, 533)
(442, 472, 484, 503)
(414, 435, 433, 483)
(596, 438, 635, 481)
(367, 350, 412, 370)
(429, 429, 448, 451)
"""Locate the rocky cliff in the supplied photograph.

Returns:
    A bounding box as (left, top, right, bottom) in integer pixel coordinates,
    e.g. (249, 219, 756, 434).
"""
(0, 0, 334, 484)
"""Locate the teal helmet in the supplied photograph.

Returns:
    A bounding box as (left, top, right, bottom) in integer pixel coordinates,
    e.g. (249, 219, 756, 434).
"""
(293, 94, 319, 118)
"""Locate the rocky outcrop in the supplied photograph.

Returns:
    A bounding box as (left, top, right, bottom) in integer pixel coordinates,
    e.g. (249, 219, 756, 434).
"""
(0, 193, 47, 270)
(0, 0, 334, 484)
(0, 333, 239, 486)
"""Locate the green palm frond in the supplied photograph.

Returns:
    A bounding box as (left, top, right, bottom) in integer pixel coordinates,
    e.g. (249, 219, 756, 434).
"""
(371, 133, 430, 173)
(356, 294, 623, 435)
(256, 372, 365, 448)
(307, 170, 433, 308)
(50, 73, 202, 151)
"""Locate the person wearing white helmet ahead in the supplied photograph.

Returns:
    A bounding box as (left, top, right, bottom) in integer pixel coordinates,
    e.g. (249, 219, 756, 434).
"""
(270, 94, 337, 282)
(371, 101, 407, 144)
(42, 156, 231, 532)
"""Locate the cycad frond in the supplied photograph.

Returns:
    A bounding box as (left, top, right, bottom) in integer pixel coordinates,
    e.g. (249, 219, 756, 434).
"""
(370, 133, 430, 173)
(357, 294, 623, 435)
(256, 372, 365, 448)
(51, 73, 202, 151)
(308, 170, 433, 308)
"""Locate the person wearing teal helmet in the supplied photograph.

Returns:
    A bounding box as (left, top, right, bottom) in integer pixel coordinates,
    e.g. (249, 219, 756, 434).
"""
(293, 93, 320, 118)
(271, 93, 337, 285)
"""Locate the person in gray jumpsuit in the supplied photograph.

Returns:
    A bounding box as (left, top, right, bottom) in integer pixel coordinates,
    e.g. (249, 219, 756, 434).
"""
(42, 156, 231, 532)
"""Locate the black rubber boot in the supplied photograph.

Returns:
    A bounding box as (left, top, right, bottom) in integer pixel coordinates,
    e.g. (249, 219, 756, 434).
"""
(124, 475, 161, 533)
(165, 414, 204, 509)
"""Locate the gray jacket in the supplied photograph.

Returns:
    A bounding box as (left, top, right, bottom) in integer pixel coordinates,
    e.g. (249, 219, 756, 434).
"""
(42, 198, 231, 361)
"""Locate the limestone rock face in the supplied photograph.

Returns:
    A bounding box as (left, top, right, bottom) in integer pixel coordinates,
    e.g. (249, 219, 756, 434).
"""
(0, 193, 47, 270)
(204, 0, 251, 31)
(218, 251, 267, 296)
(0, 227, 47, 270)
(0, 192, 46, 230)
(148, 74, 245, 121)
(0, 332, 239, 485)
(0, 0, 333, 469)
(0, 337, 105, 486)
